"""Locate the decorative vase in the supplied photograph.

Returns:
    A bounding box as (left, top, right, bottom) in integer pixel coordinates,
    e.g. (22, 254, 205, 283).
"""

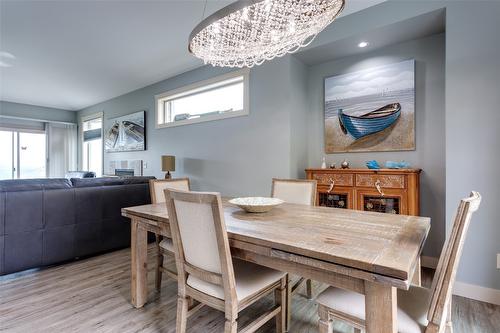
(341, 159, 349, 169)
(321, 157, 327, 169)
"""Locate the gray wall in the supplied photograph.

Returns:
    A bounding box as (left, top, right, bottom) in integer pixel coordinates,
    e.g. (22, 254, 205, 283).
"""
(445, 1, 500, 291)
(0, 100, 76, 124)
(306, 34, 446, 258)
(79, 56, 305, 197)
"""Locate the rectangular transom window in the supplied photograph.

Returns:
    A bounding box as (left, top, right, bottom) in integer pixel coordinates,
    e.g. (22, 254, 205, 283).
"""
(155, 69, 249, 128)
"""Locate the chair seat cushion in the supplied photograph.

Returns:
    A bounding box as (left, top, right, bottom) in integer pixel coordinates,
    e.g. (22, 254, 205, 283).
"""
(187, 258, 286, 302)
(159, 238, 174, 252)
(316, 286, 430, 333)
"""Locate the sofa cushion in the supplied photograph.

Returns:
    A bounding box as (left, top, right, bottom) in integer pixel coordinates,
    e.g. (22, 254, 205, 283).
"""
(71, 177, 124, 188)
(44, 189, 76, 228)
(70, 176, 154, 188)
(74, 187, 103, 224)
(0, 178, 72, 192)
(43, 225, 75, 264)
(75, 222, 102, 257)
(4, 231, 43, 273)
(5, 190, 43, 234)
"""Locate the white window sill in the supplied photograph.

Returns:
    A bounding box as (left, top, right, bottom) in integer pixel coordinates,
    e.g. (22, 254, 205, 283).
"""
(156, 109, 248, 129)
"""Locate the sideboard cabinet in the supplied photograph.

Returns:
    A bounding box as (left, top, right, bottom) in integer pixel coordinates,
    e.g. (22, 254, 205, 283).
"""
(305, 168, 421, 216)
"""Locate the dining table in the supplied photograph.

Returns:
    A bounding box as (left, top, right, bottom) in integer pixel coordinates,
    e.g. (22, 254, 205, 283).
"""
(121, 199, 430, 333)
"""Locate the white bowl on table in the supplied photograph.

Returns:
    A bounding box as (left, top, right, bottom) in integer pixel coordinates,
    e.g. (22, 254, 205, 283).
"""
(229, 197, 284, 213)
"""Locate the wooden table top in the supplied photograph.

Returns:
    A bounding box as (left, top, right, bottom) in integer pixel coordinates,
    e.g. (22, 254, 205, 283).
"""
(122, 200, 430, 281)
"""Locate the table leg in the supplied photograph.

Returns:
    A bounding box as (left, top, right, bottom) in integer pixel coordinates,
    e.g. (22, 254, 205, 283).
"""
(411, 256, 422, 286)
(131, 219, 148, 308)
(365, 282, 397, 333)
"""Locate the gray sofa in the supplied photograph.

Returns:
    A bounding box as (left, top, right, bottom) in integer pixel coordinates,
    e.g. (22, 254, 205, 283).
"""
(0, 176, 153, 275)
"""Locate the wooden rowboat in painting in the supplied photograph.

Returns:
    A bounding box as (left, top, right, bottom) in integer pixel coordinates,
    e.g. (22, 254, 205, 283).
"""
(338, 103, 401, 140)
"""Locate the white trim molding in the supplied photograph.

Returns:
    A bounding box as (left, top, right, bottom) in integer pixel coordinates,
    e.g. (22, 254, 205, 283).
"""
(453, 281, 500, 305)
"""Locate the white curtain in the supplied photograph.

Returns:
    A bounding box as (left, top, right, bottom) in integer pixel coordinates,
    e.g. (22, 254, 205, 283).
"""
(46, 123, 77, 178)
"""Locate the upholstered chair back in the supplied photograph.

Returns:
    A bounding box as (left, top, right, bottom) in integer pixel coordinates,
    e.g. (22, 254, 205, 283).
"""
(149, 178, 190, 204)
(426, 191, 481, 332)
(164, 190, 237, 302)
(271, 178, 317, 206)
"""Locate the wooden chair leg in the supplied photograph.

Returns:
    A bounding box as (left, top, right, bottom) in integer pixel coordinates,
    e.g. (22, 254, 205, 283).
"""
(176, 296, 189, 333)
(155, 234, 163, 292)
(306, 279, 313, 299)
(275, 277, 287, 333)
(286, 276, 292, 330)
(318, 304, 333, 333)
(224, 320, 237, 333)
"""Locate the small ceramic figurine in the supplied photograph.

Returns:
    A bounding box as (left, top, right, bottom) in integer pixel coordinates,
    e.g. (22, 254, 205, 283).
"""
(341, 159, 349, 169)
(321, 157, 327, 169)
(385, 160, 410, 169)
(329, 163, 336, 169)
(366, 160, 381, 169)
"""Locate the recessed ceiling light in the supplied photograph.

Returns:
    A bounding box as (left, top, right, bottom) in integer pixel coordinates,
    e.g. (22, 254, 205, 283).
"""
(358, 41, 369, 48)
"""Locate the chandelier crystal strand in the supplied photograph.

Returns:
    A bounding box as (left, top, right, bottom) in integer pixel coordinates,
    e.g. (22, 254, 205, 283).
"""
(189, 0, 345, 68)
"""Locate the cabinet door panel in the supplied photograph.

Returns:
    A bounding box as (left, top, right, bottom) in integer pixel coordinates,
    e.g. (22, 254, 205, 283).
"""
(317, 186, 354, 209)
(356, 188, 408, 215)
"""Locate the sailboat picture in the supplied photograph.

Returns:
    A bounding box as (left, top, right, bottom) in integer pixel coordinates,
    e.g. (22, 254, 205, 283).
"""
(324, 60, 415, 153)
(104, 111, 146, 152)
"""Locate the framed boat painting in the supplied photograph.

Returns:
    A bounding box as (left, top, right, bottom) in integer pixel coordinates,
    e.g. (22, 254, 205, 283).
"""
(104, 111, 146, 152)
(324, 60, 415, 153)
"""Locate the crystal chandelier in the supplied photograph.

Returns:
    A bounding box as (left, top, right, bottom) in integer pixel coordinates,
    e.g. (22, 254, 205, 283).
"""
(188, 0, 345, 68)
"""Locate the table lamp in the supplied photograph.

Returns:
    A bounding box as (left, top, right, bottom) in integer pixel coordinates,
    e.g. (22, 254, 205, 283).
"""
(161, 155, 175, 179)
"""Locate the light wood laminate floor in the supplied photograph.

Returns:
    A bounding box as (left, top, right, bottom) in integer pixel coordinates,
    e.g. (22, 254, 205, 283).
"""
(1, 246, 499, 333)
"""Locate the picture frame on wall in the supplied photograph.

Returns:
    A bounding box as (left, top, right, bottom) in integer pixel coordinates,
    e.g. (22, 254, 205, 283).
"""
(324, 59, 415, 153)
(104, 110, 146, 152)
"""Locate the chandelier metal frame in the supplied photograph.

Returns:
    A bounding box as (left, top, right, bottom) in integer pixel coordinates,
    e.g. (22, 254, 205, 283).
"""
(188, 0, 345, 68)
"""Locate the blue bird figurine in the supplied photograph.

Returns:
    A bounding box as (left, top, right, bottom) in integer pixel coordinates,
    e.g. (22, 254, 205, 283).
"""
(366, 160, 381, 169)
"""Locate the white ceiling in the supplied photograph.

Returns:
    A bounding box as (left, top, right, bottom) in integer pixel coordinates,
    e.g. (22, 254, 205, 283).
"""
(296, 9, 445, 65)
(0, 0, 385, 111)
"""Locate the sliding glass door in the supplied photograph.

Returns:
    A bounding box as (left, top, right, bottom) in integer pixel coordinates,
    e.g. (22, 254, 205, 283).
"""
(19, 132, 47, 178)
(0, 129, 47, 180)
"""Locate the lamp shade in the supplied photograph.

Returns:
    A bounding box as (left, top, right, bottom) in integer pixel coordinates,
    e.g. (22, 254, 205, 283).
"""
(161, 155, 175, 172)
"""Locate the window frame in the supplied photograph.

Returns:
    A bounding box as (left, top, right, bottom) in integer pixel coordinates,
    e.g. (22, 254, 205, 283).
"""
(79, 112, 103, 176)
(155, 69, 250, 129)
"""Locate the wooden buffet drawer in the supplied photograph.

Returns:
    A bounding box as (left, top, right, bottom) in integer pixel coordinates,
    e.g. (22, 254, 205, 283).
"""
(355, 174, 405, 189)
(311, 173, 354, 186)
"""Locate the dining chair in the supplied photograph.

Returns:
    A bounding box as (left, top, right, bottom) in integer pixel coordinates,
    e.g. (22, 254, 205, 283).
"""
(316, 191, 481, 333)
(164, 189, 288, 333)
(149, 178, 190, 291)
(271, 178, 317, 311)
(271, 178, 317, 206)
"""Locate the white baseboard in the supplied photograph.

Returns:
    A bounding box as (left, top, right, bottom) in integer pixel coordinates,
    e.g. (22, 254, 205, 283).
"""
(421, 255, 439, 269)
(453, 281, 500, 305)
